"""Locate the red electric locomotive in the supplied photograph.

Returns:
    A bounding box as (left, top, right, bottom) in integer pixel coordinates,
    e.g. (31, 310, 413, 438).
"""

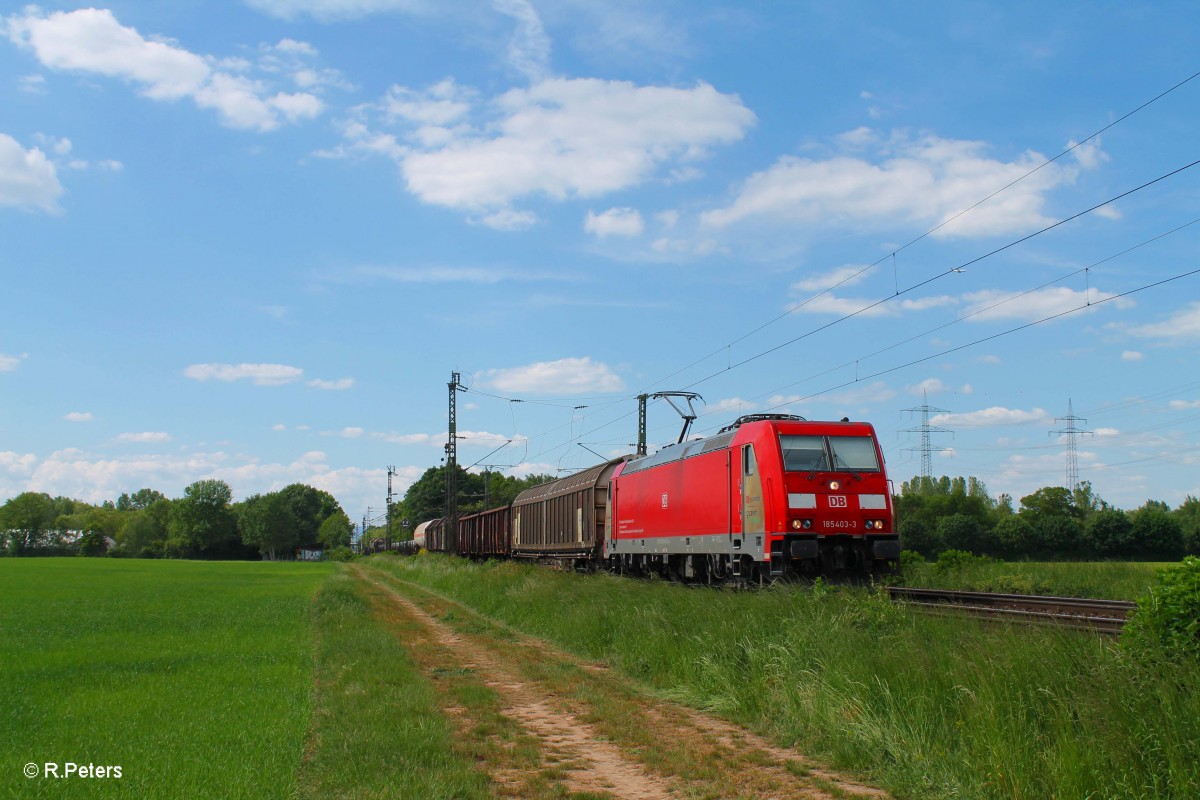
(409, 414, 898, 580)
(605, 414, 898, 580)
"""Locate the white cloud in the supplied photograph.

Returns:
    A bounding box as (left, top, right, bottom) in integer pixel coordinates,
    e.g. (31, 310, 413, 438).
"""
(493, 0, 550, 82)
(6, 8, 325, 133)
(335, 77, 755, 224)
(1124, 302, 1200, 340)
(961, 287, 1130, 322)
(650, 237, 725, 257)
(115, 431, 172, 443)
(766, 394, 804, 410)
(482, 356, 624, 394)
(331, 263, 567, 285)
(272, 423, 288, 431)
(184, 363, 304, 385)
(6, 8, 209, 97)
(457, 430, 519, 449)
(707, 397, 756, 415)
(17, 73, 45, 93)
(2, 446, 397, 516)
(478, 208, 538, 231)
(702, 129, 1100, 237)
(908, 378, 949, 396)
(340, 427, 364, 438)
(245, 0, 430, 21)
(0, 450, 37, 476)
(791, 265, 871, 293)
(0, 134, 62, 211)
(788, 294, 893, 317)
(584, 207, 645, 238)
(0, 351, 28, 371)
(1069, 138, 1109, 170)
(308, 377, 355, 390)
(1170, 399, 1200, 411)
(384, 78, 474, 127)
(1121, 350, 1143, 362)
(931, 406, 1050, 428)
(901, 295, 957, 312)
(367, 429, 520, 449)
(64, 411, 93, 422)
(822, 381, 897, 407)
(656, 209, 679, 229)
(370, 431, 432, 445)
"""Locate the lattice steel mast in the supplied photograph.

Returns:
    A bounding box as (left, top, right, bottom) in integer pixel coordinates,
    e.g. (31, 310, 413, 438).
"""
(1050, 398, 1091, 490)
(902, 391, 953, 481)
(446, 371, 463, 552)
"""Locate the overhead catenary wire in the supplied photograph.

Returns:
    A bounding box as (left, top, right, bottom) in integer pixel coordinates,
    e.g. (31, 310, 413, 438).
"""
(624, 68, 1200, 397)
(462, 73, 1200, 473)
(518, 162, 1200, 464)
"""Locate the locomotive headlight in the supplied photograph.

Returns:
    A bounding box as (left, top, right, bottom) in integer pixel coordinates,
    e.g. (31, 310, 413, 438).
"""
(791, 519, 802, 530)
(829, 480, 841, 491)
(802, 519, 812, 530)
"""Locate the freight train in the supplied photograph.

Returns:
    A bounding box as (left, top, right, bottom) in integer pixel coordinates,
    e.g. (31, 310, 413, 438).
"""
(417, 414, 899, 580)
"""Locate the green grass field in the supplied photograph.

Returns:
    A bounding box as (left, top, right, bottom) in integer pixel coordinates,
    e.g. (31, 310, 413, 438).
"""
(5, 555, 1198, 799)
(898, 557, 1165, 600)
(1, 559, 331, 799)
(375, 553, 1200, 800)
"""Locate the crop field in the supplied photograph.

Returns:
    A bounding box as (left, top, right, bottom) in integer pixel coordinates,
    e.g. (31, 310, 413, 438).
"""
(5, 555, 1198, 799)
(1, 559, 331, 799)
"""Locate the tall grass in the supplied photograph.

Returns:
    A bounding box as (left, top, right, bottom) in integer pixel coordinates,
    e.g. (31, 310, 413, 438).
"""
(0, 558, 329, 799)
(374, 554, 1200, 800)
(899, 557, 1166, 600)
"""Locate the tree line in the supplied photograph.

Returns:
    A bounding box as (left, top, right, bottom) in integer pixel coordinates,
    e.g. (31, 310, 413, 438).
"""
(365, 465, 557, 543)
(898, 476, 1200, 561)
(0, 480, 353, 560)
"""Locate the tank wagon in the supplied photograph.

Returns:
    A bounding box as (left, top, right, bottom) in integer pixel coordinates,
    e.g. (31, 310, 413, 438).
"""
(419, 414, 898, 579)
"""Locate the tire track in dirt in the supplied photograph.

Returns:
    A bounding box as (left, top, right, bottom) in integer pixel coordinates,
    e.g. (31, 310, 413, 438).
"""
(357, 567, 673, 799)
(359, 565, 893, 800)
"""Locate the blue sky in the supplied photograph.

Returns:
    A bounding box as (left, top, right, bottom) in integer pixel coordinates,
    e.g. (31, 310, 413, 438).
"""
(3, 1, 1200, 522)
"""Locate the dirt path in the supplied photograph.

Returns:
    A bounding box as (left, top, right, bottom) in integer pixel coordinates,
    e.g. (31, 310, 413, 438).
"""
(354, 565, 891, 800)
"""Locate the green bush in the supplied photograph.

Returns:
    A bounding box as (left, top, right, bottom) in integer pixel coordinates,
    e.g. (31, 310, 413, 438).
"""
(1123, 556, 1200, 657)
(932, 548, 992, 574)
(899, 549, 925, 572)
(326, 546, 355, 562)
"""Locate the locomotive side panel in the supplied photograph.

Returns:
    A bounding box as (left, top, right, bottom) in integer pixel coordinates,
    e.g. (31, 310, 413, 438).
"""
(613, 448, 731, 542)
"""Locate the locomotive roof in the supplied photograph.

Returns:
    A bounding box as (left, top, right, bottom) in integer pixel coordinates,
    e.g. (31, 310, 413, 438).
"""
(622, 417, 877, 475)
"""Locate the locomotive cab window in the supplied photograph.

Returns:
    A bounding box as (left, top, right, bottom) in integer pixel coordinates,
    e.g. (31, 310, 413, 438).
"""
(779, 435, 829, 472)
(779, 435, 881, 473)
(828, 436, 881, 472)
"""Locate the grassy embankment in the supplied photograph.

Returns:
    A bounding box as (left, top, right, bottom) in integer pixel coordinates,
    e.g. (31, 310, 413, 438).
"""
(898, 557, 1165, 600)
(1, 558, 494, 800)
(373, 553, 1200, 800)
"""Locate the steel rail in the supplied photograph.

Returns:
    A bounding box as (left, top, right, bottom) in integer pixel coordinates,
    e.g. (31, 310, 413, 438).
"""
(888, 586, 1137, 634)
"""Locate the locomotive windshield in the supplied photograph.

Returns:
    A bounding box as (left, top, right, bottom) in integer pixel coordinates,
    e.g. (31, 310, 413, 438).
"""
(780, 435, 880, 473)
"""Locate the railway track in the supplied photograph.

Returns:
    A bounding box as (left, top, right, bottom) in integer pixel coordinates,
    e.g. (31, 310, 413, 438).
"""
(888, 586, 1137, 634)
